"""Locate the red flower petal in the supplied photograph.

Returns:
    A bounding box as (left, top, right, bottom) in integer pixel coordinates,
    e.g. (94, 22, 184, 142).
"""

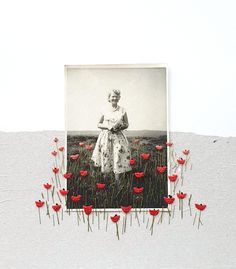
(79, 170, 88, 177)
(149, 209, 160, 216)
(79, 142, 85, 147)
(51, 151, 57, 156)
(35, 200, 44, 208)
(59, 147, 64, 152)
(166, 142, 173, 147)
(85, 145, 93, 151)
(130, 159, 136, 165)
(43, 183, 52, 190)
(156, 166, 167, 174)
(140, 153, 150, 160)
(70, 154, 79, 161)
(155, 145, 163, 150)
(111, 214, 120, 223)
(96, 183, 106, 190)
(177, 192, 187, 199)
(52, 167, 59, 174)
(71, 195, 82, 202)
(121, 205, 132, 214)
(183, 149, 190, 155)
(195, 203, 207, 211)
(63, 172, 73, 179)
(52, 203, 61, 212)
(83, 205, 93, 215)
(59, 189, 69, 196)
(168, 174, 178, 182)
(134, 172, 144, 178)
(177, 158, 185, 165)
(133, 187, 144, 194)
(164, 197, 175, 204)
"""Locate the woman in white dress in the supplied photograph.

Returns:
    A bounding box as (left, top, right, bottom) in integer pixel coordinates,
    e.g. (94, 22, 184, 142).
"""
(91, 89, 132, 183)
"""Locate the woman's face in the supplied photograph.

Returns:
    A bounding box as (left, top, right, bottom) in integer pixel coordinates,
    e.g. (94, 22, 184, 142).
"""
(109, 93, 119, 104)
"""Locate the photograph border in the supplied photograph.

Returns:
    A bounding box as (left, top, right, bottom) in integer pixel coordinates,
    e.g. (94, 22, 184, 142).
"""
(64, 63, 170, 212)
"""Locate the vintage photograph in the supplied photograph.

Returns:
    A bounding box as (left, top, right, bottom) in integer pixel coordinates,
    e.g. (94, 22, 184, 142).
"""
(65, 65, 168, 209)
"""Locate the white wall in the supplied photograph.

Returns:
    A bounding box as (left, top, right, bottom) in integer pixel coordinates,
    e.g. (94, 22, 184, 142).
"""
(0, 0, 235, 136)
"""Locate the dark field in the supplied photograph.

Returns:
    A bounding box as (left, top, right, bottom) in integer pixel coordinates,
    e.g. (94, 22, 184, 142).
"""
(66, 131, 168, 209)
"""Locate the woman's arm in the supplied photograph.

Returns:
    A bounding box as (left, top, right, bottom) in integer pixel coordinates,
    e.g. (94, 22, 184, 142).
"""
(112, 112, 129, 132)
(97, 115, 109, 130)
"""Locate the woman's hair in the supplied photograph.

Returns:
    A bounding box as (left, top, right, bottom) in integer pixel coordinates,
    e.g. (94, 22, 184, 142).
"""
(107, 89, 121, 102)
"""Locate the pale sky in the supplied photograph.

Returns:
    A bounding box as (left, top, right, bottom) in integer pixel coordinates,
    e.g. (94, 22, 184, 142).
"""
(66, 67, 167, 131)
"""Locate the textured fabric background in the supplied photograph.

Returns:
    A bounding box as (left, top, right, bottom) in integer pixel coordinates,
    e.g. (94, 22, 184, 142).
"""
(0, 131, 235, 269)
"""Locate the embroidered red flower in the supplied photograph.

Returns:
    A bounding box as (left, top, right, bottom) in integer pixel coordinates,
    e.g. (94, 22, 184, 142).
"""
(177, 192, 187, 199)
(149, 209, 160, 216)
(79, 142, 85, 147)
(63, 172, 73, 179)
(111, 214, 120, 223)
(133, 187, 144, 194)
(83, 205, 93, 215)
(70, 154, 79, 161)
(140, 153, 150, 160)
(71, 195, 82, 202)
(155, 145, 163, 150)
(195, 203, 206, 211)
(52, 203, 61, 212)
(35, 200, 44, 208)
(59, 189, 69, 196)
(166, 142, 173, 147)
(177, 158, 185, 165)
(59, 146, 64, 152)
(121, 205, 132, 214)
(130, 159, 136, 165)
(85, 145, 93, 151)
(80, 170, 88, 177)
(51, 151, 57, 156)
(164, 196, 175, 204)
(134, 172, 144, 178)
(168, 174, 178, 182)
(156, 166, 167, 174)
(54, 137, 59, 143)
(96, 183, 106, 190)
(43, 183, 52, 190)
(52, 167, 59, 174)
(183, 149, 190, 155)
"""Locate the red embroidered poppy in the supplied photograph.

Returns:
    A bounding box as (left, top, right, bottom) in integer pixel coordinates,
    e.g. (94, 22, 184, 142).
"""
(54, 137, 59, 143)
(195, 203, 206, 211)
(134, 172, 144, 178)
(43, 183, 52, 190)
(177, 158, 185, 165)
(183, 149, 190, 155)
(35, 200, 44, 208)
(177, 192, 187, 199)
(133, 187, 144, 194)
(80, 170, 88, 177)
(133, 139, 140, 144)
(130, 159, 136, 165)
(96, 183, 106, 190)
(52, 203, 61, 212)
(70, 154, 79, 161)
(111, 214, 120, 223)
(79, 142, 85, 147)
(121, 205, 132, 214)
(59, 189, 69, 196)
(59, 146, 64, 152)
(164, 196, 175, 204)
(155, 145, 163, 150)
(140, 153, 150, 160)
(168, 174, 178, 182)
(71, 195, 82, 202)
(85, 145, 93, 151)
(83, 205, 93, 215)
(149, 209, 160, 216)
(166, 142, 173, 147)
(51, 151, 57, 156)
(63, 172, 73, 179)
(156, 166, 167, 174)
(52, 167, 59, 174)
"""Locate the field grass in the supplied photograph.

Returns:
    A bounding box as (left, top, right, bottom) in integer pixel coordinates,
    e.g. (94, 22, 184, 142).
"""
(66, 132, 168, 209)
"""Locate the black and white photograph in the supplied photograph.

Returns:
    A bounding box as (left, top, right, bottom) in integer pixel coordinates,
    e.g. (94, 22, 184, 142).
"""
(65, 65, 168, 209)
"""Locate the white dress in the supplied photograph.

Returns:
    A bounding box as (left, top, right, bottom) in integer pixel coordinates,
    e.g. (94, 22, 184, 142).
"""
(91, 105, 132, 174)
